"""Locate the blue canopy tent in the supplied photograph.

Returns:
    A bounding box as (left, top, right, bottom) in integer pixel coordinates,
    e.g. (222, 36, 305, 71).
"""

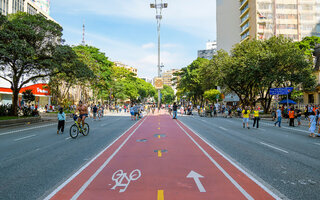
(278, 99, 296, 105)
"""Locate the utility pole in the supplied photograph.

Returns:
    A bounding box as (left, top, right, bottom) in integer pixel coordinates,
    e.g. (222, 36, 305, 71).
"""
(150, 0, 168, 110)
(82, 22, 86, 46)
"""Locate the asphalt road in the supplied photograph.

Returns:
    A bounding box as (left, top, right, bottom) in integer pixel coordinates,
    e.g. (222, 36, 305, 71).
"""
(179, 115, 320, 200)
(0, 114, 136, 200)
(1, 113, 320, 200)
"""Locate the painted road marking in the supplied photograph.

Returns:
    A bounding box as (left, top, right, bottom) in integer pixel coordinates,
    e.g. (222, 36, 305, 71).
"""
(44, 118, 143, 200)
(157, 190, 164, 200)
(111, 169, 142, 193)
(70, 117, 147, 200)
(314, 143, 320, 146)
(219, 126, 228, 131)
(178, 120, 282, 199)
(158, 127, 160, 130)
(65, 137, 72, 140)
(14, 134, 36, 141)
(187, 170, 206, 193)
(176, 121, 254, 200)
(260, 142, 289, 154)
(158, 135, 161, 139)
(0, 124, 55, 136)
(158, 150, 162, 157)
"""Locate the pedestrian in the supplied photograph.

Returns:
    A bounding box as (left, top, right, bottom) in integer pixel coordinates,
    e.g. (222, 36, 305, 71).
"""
(296, 106, 302, 126)
(253, 106, 260, 128)
(172, 102, 178, 119)
(57, 107, 65, 134)
(130, 105, 134, 120)
(92, 105, 97, 120)
(289, 107, 295, 127)
(274, 106, 282, 127)
(242, 106, 251, 129)
(309, 112, 317, 137)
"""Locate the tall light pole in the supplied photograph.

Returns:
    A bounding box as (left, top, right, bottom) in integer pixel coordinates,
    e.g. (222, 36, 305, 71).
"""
(150, 0, 168, 110)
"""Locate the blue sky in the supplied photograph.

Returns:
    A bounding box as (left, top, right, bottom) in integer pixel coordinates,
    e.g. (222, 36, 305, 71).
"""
(50, 0, 216, 78)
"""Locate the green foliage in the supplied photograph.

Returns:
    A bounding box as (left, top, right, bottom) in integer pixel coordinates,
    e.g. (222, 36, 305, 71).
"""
(0, 13, 92, 115)
(203, 89, 221, 103)
(22, 90, 35, 104)
(155, 85, 175, 104)
(295, 36, 320, 59)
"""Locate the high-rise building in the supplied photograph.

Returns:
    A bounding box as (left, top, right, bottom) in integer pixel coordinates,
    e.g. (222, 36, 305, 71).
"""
(114, 61, 138, 75)
(240, 0, 320, 42)
(0, 0, 53, 20)
(198, 41, 217, 60)
(217, 0, 241, 52)
(161, 69, 181, 94)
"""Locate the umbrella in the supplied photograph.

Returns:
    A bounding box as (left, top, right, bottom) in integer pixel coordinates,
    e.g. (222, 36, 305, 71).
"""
(278, 99, 296, 105)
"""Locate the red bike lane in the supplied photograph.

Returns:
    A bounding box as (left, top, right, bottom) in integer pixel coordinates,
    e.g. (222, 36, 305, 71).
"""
(46, 114, 279, 200)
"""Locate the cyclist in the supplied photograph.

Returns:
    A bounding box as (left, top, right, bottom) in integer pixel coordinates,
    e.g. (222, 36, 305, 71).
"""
(77, 101, 88, 128)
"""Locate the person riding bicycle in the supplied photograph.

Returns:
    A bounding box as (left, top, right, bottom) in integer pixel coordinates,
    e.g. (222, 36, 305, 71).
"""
(77, 100, 88, 128)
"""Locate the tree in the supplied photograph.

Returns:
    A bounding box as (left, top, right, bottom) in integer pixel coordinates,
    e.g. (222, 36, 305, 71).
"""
(22, 90, 35, 105)
(175, 58, 209, 105)
(73, 45, 113, 102)
(0, 13, 92, 115)
(203, 89, 221, 104)
(155, 85, 175, 104)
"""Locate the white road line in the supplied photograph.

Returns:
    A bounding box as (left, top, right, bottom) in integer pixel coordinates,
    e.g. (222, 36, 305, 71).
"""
(176, 121, 254, 200)
(43, 116, 146, 200)
(14, 134, 36, 141)
(0, 123, 55, 136)
(178, 120, 283, 200)
(260, 142, 289, 154)
(219, 126, 228, 131)
(65, 137, 72, 140)
(314, 143, 320, 146)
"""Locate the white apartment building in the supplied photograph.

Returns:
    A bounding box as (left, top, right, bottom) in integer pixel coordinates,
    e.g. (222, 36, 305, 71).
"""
(0, 0, 53, 20)
(240, 0, 320, 42)
(198, 41, 217, 60)
(216, 0, 241, 52)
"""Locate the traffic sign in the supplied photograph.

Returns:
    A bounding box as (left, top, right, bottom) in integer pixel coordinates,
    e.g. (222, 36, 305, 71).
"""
(270, 87, 293, 95)
(154, 78, 164, 89)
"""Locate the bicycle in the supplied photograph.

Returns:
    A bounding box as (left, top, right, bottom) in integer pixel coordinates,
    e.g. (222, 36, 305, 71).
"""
(69, 115, 90, 139)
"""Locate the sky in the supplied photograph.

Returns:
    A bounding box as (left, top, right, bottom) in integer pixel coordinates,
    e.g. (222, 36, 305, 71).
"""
(50, 0, 216, 78)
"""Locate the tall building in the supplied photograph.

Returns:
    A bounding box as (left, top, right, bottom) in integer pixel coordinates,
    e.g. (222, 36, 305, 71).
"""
(161, 69, 181, 94)
(114, 61, 138, 75)
(198, 41, 217, 60)
(0, 0, 53, 20)
(240, 0, 320, 42)
(217, 0, 241, 52)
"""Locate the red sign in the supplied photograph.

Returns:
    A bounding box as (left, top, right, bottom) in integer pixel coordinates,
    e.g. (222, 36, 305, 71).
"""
(0, 83, 50, 96)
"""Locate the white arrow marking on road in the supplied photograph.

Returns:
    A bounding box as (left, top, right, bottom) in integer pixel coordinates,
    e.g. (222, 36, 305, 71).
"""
(187, 170, 206, 192)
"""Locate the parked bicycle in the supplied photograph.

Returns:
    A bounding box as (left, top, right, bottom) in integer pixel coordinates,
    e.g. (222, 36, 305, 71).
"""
(69, 115, 90, 139)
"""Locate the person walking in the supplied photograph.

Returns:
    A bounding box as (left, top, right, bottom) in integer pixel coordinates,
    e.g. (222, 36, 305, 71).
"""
(274, 106, 282, 127)
(289, 107, 295, 127)
(253, 106, 260, 128)
(172, 102, 178, 119)
(92, 105, 98, 121)
(57, 107, 65, 134)
(242, 106, 251, 129)
(309, 112, 317, 137)
(296, 106, 302, 126)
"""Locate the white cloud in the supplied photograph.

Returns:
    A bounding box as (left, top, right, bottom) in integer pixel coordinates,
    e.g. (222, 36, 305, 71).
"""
(52, 0, 216, 39)
(63, 26, 190, 78)
(142, 43, 155, 49)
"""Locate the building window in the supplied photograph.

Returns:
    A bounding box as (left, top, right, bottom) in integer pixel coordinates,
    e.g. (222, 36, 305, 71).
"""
(27, 3, 37, 15)
(0, 0, 9, 15)
(276, 4, 297, 9)
(241, 30, 249, 40)
(241, 22, 249, 32)
(241, 3, 249, 15)
(259, 3, 272, 10)
(12, 0, 24, 13)
(241, 12, 249, 23)
(277, 14, 297, 19)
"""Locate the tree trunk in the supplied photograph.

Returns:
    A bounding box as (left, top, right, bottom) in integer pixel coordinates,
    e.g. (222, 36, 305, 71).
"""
(12, 89, 20, 116)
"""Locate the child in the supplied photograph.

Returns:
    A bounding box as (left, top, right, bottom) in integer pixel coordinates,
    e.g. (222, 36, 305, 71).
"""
(57, 107, 66, 134)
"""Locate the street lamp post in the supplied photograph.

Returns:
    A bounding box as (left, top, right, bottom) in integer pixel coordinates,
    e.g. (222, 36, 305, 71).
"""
(150, 1, 168, 110)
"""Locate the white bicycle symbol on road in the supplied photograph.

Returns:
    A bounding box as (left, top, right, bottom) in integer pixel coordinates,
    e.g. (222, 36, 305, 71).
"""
(111, 169, 141, 193)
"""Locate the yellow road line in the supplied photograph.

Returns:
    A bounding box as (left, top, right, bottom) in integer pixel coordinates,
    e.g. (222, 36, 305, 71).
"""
(158, 127, 160, 130)
(158, 135, 161, 139)
(158, 150, 162, 157)
(157, 190, 164, 200)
